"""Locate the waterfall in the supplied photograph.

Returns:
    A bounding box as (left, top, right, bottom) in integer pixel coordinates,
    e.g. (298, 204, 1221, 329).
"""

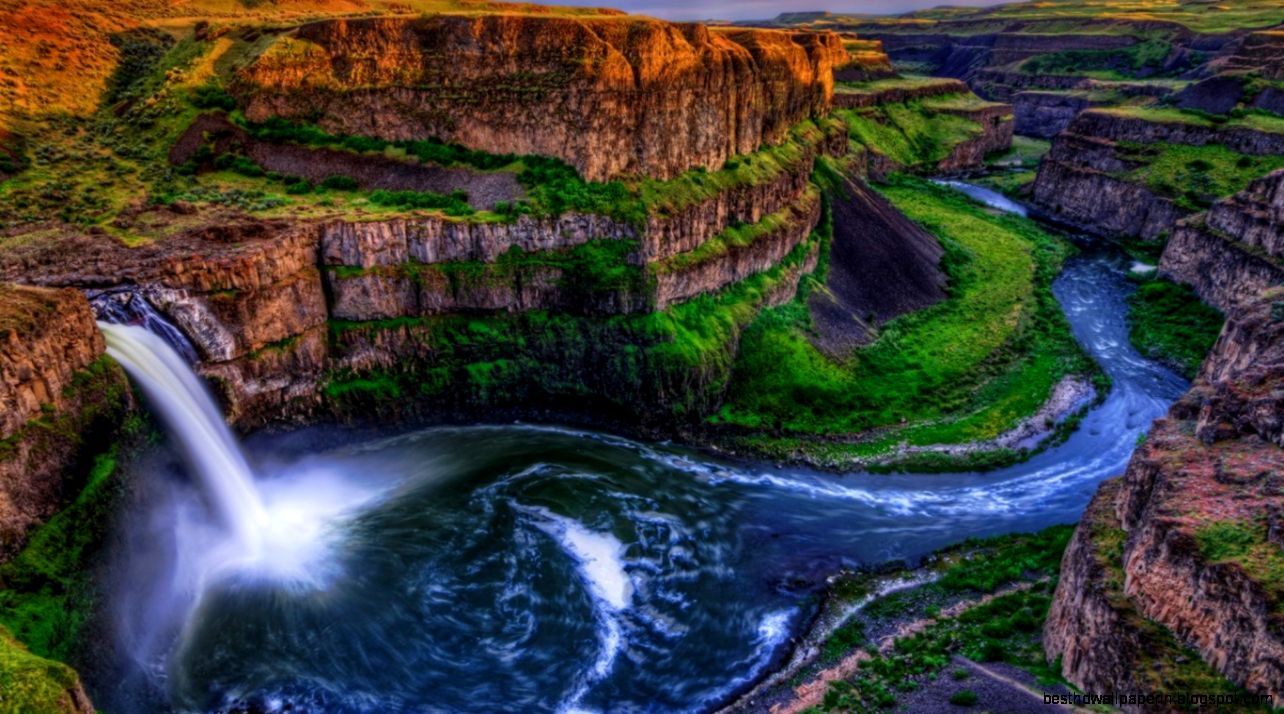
(99, 323, 269, 551)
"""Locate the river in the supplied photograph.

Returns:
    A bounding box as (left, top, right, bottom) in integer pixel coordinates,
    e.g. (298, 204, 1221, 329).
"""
(92, 183, 1188, 713)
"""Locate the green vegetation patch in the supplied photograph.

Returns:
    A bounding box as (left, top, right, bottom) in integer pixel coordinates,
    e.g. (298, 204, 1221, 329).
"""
(0, 625, 86, 714)
(1097, 105, 1284, 136)
(236, 117, 643, 223)
(815, 530, 1075, 712)
(1117, 142, 1284, 211)
(0, 448, 124, 664)
(839, 101, 984, 170)
(1020, 38, 1180, 79)
(654, 187, 818, 275)
(0, 357, 134, 688)
(637, 118, 840, 217)
(1195, 520, 1284, 611)
(713, 177, 1093, 457)
(1126, 277, 1223, 380)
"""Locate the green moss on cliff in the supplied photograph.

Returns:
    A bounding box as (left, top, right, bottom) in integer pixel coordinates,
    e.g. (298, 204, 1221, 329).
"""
(324, 230, 820, 421)
(839, 101, 983, 170)
(0, 449, 122, 664)
(1078, 484, 1268, 708)
(1195, 520, 1284, 611)
(0, 625, 87, 714)
(0, 357, 135, 686)
(1126, 277, 1223, 380)
(1116, 142, 1284, 212)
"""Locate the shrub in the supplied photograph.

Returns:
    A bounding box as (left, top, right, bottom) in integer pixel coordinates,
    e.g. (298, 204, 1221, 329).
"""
(320, 175, 359, 191)
(191, 85, 237, 111)
(285, 179, 314, 195)
(212, 153, 264, 177)
(368, 189, 474, 216)
(949, 690, 979, 706)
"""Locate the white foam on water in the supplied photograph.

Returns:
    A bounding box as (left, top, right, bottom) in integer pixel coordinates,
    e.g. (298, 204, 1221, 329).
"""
(757, 610, 793, 648)
(516, 505, 634, 713)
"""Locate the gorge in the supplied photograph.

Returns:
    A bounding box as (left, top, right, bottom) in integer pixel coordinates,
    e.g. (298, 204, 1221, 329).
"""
(1, 0, 1283, 712)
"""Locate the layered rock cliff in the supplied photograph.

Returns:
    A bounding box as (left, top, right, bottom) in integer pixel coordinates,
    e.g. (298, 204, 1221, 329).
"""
(1031, 109, 1284, 240)
(0, 285, 129, 558)
(232, 15, 846, 182)
(1046, 290, 1284, 707)
(1160, 170, 1284, 313)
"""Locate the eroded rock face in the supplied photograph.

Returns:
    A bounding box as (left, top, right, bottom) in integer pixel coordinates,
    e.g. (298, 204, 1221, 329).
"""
(0, 285, 103, 437)
(234, 16, 846, 182)
(1042, 479, 1149, 700)
(1047, 291, 1284, 706)
(0, 151, 828, 427)
(0, 285, 129, 559)
(1160, 170, 1284, 313)
(1013, 91, 1098, 139)
(653, 187, 821, 308)
(1031, 111, 1214, 240)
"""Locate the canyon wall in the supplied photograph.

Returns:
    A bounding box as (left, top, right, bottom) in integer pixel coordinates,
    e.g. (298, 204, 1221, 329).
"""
(1160, 170, 1284, 313)
(1028, 109, 1284, 240)
(0, 123, 840, 427)
(1012, 91, 1101, 139)
(233, 16, 846, 182)
(1046, 290, 1284, 708)
(0, 285, 129, 559)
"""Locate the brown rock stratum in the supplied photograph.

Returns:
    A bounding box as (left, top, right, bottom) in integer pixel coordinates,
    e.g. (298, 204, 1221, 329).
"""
(234, 15, 846, 181)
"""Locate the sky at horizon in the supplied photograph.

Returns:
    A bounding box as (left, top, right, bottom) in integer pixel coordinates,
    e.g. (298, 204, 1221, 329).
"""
(554, 0, 1008, 21)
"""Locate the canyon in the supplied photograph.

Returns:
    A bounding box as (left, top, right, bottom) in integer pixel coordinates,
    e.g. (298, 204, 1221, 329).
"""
(0, 0, 1283, 712)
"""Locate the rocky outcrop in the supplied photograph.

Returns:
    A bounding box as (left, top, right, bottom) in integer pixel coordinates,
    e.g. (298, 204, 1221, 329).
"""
(0, 285, 129, 559)
(1012, 91, 1101, 138)
(833, 78, 969, 109)
(639, 118, 845, 260)
(1042, 479, 1150, 699)
(1219, 30, 1284, 81)
(838, 87, 1013, 175)
(320, 213, 638, 267)
(1032, 156, 1185, 240)
(233, 16, 846, 182)
(0, 133, 832, 426)
(1047, 291, 1284, 707)
(1028, 110, 1261, 239)
(833, 37, 894, 82)
(0, 286, 104, 438)
(653, 187, 821, 308)
(937, 104, 1014, 173)
(1068, 109, 1284, 155)
(1160, 170, 1284, 313)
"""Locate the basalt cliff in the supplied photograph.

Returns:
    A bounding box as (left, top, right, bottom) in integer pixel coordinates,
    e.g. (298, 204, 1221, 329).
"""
(234, 15, 846, 182)
(1046, 281, 1284, 706)
(1161, 169, 1284, 313)
(1032, 109, 1284, 240)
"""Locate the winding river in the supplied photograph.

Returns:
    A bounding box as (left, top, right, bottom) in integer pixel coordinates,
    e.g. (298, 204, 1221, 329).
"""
(93, 183, 1188, 713)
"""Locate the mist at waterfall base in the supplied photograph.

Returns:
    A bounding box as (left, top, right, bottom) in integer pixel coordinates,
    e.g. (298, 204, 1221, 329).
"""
(93, 237, 1186, 711)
